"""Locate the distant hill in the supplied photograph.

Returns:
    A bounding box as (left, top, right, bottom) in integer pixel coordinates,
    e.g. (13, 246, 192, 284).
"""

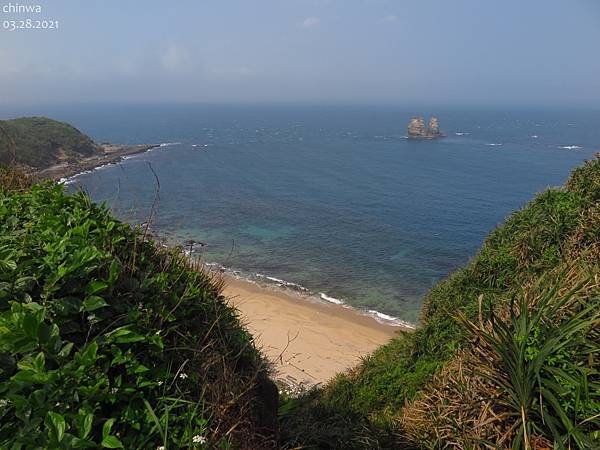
(0, 117, 99, 168)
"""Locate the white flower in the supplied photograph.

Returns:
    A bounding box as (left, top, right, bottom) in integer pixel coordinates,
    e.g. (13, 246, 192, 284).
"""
(156, 446, 165, 450)
(158, 381, 164, 386)
(179, 372, 188, 379)
(192, 435, 206, 444)
(0, 399, 8, 408)
(110, 388, 118, 394)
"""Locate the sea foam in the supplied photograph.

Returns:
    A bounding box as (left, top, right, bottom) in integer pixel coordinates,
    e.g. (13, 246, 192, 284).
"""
(159, 142, 182, 147)
(319, 293, 345, 305)
(256, 274, 310, 292)
(94, 163, 115, 171)
(367, 310, 416, 328)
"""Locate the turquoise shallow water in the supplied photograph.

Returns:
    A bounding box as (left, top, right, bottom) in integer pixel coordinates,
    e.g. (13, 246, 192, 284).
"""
(6, 104, 599, 322)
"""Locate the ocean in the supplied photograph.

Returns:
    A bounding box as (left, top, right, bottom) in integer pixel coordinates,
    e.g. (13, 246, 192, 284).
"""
(7, 104, 600, 323)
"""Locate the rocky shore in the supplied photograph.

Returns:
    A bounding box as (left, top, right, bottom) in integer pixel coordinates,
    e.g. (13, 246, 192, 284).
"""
(37, 143, 159, 180)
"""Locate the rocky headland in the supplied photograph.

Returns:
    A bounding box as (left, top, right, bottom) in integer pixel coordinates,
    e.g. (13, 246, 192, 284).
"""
(0, 116, 158, 180)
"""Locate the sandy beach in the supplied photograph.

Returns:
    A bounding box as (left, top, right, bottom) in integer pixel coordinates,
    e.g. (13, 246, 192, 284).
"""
(222, 275, 405, 388)
(38, 147, 406, 388)
(37, 137, 408, 389)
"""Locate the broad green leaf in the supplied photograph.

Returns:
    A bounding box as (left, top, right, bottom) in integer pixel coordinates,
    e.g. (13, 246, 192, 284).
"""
(133, 363, 149, 374)
(83, 413, 93, 439)
(87, 280, 108, 295)
(79, 342, 98, 366)
(101, 436, 124, 449)
(22, 314, 40, 339)
(58, 342, 74, 358)
(148, 333, 164, 350)
(11, 370, 38, 383)
(33, 352, 45, 372)
(106, 327, 146, 344)
(46, 411, 66, 443)
(82, 296, 108, 312)
(102, 418, 115, 439)
(76, 410, 93, 439)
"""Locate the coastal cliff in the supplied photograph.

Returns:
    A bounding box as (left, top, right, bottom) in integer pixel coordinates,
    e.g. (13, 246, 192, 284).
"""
(407, 116, 444, 139)
(0, 116, 157, 179)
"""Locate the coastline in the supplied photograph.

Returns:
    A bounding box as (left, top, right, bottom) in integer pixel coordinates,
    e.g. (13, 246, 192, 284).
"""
(221, 273, 406, 389)
(37, 143, 160, 181)
(202, 263, 417, 330)
(50, 145, 414, 388)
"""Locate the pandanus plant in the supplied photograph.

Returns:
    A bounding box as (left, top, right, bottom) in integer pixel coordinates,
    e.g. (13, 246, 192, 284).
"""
(458, 275, 600, 449)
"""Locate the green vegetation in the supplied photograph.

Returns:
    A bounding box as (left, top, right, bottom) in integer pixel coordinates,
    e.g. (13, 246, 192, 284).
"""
(0, 174, 277, 449)
(456, 274, 599, 448)
(1, 122, 598, 449)
(281, 156, 600, 449)
(0, 117, 98, 168)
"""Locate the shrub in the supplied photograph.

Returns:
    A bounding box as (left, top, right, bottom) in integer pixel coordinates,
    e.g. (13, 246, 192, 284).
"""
(457, 272, 599, 448)
(0, 183, 276, 449)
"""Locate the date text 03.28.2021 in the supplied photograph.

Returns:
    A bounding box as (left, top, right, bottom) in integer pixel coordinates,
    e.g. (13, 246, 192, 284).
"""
(3, 19, 59, 30)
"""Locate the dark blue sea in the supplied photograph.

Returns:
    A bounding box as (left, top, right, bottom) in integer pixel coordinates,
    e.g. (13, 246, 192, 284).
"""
(5, 104, 600, 322)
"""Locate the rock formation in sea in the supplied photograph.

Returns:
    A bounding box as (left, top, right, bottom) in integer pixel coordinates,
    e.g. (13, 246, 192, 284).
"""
(428, 117, 440, 135)
(407, 117, 426, 137)
(407, 116, 444, 139)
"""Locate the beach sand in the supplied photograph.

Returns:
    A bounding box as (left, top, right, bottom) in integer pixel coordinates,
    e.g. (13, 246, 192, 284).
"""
(222, 275, 404, 388)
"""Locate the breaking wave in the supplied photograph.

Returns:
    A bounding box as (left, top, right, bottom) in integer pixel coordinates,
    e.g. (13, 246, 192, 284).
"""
(319, 293, 345, 305)
(158, 142, 182, 147)
(202, 260, 414, 328)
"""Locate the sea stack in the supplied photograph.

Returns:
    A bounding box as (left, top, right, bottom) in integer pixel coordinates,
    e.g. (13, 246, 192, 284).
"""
(407, 116, 444, 139)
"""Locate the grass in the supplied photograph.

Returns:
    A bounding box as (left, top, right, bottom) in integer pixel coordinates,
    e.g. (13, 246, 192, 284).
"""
(281, 155, 600, 449)
(0, 172, 277, 449)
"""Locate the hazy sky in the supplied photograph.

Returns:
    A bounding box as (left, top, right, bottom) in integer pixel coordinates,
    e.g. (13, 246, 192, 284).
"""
(1, 0, 599, 106)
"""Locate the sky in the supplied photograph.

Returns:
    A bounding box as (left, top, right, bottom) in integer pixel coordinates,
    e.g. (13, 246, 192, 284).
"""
(1, 0, 600, 106)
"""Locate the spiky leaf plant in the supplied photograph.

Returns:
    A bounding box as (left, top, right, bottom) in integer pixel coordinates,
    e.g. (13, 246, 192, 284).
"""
(459, 275, 600, 449)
